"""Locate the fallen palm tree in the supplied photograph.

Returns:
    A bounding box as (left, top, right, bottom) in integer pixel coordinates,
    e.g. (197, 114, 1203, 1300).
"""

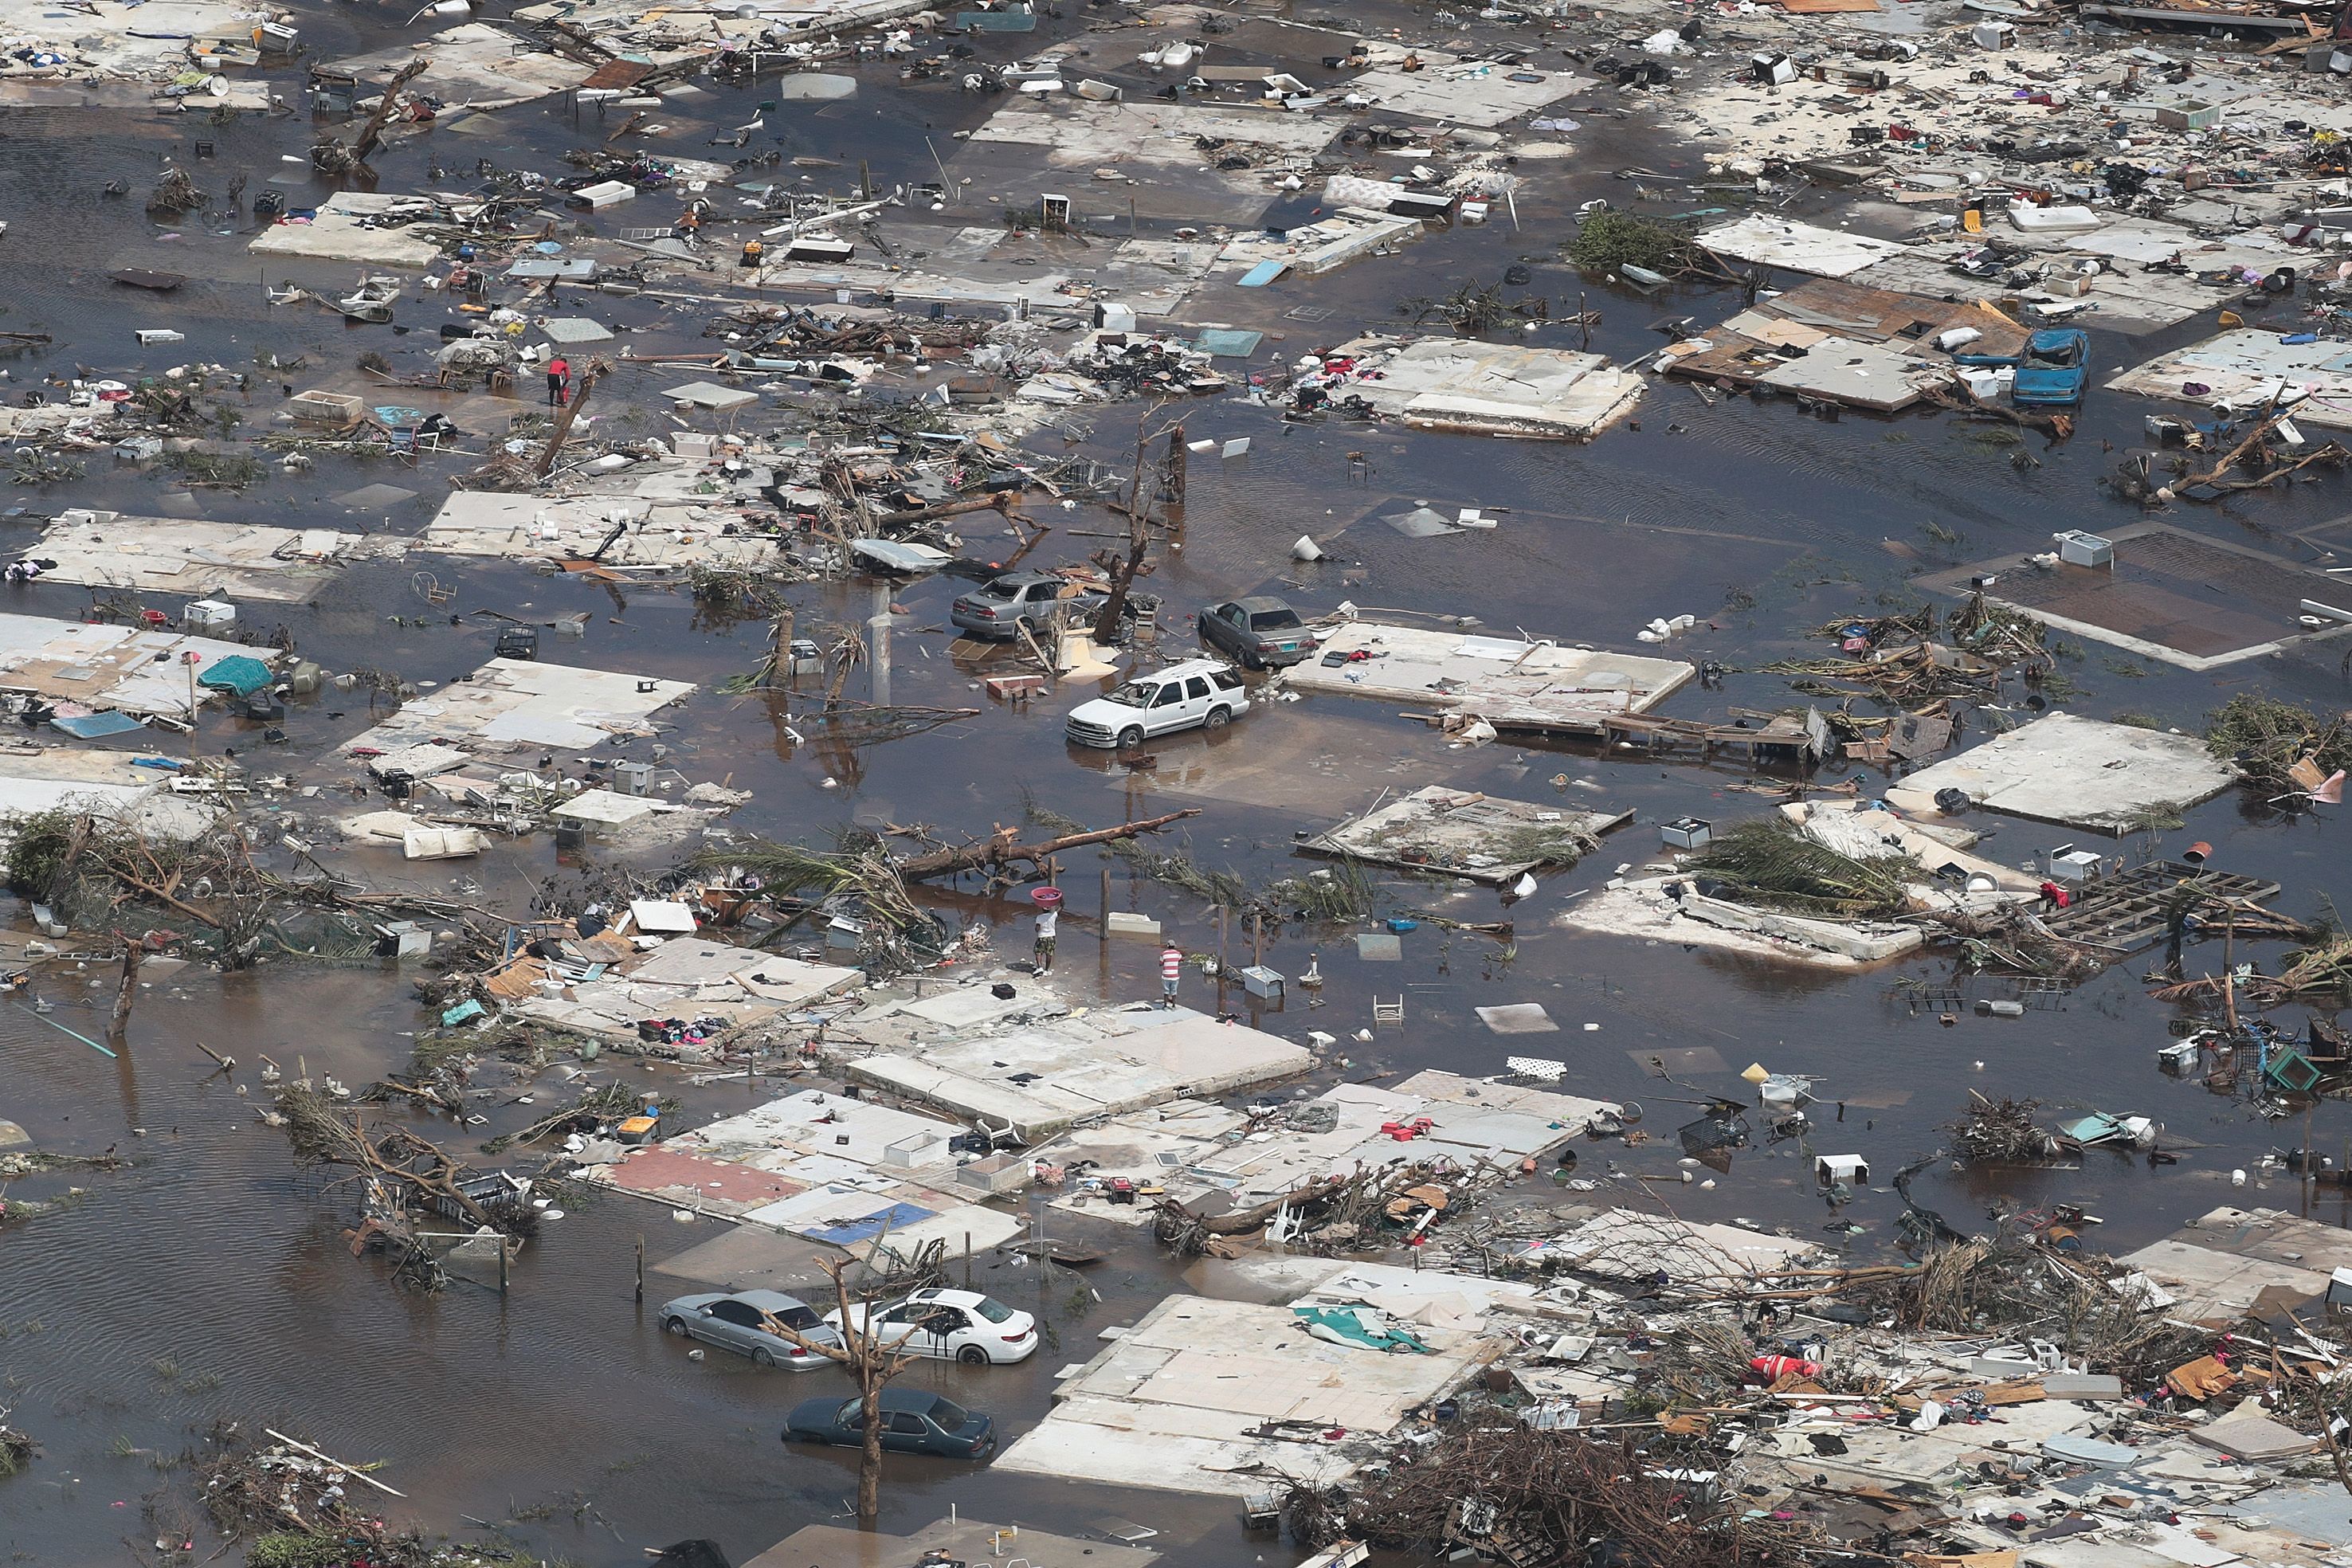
(1682, 818, 1915, 920)
(480, 1084, 675, 1154)
(2154, 931, 2352, 1010)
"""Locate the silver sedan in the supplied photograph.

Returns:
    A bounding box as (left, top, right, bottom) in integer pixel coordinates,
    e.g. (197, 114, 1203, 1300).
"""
(657, 1289, 843, 1370)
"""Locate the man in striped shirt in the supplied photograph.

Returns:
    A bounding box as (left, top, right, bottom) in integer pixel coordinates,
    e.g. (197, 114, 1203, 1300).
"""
(1160, 943, 1182, 1007)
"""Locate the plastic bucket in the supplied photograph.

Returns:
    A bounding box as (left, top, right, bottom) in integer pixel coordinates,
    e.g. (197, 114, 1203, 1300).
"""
(1029, 887, 1064, 910)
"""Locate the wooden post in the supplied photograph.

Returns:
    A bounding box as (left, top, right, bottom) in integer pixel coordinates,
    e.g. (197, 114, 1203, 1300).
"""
(1166, 424, 1187, 507)
(1252, 914, 1264, 968)
(1579, 289, 1591, 352)
(1100, 868, 1111, 943)
(108, 943, 142, 1045)
(964, 1230, 973, 1291)
(2307, 1099, 2319, 1216)
(498, 1236, 510, 1296)
(2222, 913, 2240, 1032)
(1217, 907, 1228, 1004)
(767, 604, 794, 688)
(635, 1234, 645, 1303)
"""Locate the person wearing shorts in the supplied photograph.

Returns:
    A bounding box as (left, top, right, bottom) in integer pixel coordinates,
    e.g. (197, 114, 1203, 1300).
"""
(1033, 905, 1057, 975)
(1160, 943, 1182, 1006)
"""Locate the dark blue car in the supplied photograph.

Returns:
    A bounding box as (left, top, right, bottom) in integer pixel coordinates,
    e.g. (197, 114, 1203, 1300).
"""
(783, 1387, 996, 1459)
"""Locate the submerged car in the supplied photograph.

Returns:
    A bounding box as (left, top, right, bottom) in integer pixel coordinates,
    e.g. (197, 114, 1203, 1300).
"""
(1197, 596, 1312, 668)
(949, 570, 1106, 640)
(658, 1289, 843, 1369)
(1064, 658, 1249, 751)
(825, 1288, 1039, 1365)
(1954, 327, 2090, 407)
(783, 1387, 997, 1458)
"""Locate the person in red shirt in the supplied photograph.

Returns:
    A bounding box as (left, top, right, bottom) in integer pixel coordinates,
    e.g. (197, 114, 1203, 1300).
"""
(1160, 943, 1182, 1007)
(547, 355, 570, 408)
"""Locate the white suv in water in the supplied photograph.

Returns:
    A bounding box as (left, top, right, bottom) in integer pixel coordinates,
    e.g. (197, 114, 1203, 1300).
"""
(1065, 658, 1250, 750)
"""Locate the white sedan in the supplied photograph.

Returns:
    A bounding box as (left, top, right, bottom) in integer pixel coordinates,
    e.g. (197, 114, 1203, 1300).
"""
(826, 1288, 1040, 1366)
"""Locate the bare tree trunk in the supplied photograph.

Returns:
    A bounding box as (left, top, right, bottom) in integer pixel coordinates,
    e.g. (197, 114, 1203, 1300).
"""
(859, 1372, 885, 1522)
(894, 809, 1198, 881)
(1092, 417, 1158, 643)
(825, 1258, 892, 1523)
(108, 943, 141, 1045)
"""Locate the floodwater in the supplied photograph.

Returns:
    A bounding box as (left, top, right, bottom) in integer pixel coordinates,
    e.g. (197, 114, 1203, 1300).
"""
(2, 2, 2351, 1563)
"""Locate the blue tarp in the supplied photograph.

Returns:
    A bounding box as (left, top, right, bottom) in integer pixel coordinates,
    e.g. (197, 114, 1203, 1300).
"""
(800, 1201, 932, 1245)
(1236, 261, 1287, 288)
(196, 655, 272, 696)
(49, 712, 145, 739)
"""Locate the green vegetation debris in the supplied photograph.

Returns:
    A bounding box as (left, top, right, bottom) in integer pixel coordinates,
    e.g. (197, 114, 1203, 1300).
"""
(1684, 819, 1915, 920)
(2204, 692, 2352, 788)
(1566, 211, 1691, 275)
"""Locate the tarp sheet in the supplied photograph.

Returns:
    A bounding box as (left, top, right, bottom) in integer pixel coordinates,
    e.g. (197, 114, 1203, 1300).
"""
(49, 712, 146, 739)
(1292, 1304, 1433, 1354)
(196, 654, 273, 696)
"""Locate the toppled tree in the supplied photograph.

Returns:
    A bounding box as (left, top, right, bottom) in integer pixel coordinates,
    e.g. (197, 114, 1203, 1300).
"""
(1945, 1091, 2064, 1164)
(3, 805, 501, 970)
(147, 165, 206, 215)
(2154, 931, 2352, 1011)
(1848, 1225, 2212, 1382)
(0, 1409, 33, 1479)
(1682, 819, 1915, 921)
(1397, 280, 1549, 335)
(2204, 692, 2352, 790)
(1288, 1417, 1818, 1568)
(271, 1084, 535, 1292)
(479, 1084, 676, 1154)
(1566, 211, 1699, 276)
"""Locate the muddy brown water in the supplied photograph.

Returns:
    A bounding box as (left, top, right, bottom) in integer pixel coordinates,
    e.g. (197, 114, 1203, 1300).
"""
(3, 4, 2352, 1562)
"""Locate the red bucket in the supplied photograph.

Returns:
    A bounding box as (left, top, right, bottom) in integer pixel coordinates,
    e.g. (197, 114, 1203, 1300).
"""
(1029, 887, 1063, 910)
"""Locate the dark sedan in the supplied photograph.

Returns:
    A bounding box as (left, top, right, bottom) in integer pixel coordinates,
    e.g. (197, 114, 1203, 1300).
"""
(783, 1388, 996, 1460)
(1198, 597, 1311, 668)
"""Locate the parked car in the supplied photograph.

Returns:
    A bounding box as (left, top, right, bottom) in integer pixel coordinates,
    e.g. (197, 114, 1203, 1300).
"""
(658, 1289, 843, 1369)
(1954, 328, 2090, 407)
(1197, 596, 1312, 669)
(825, 1287, 1040, 1365)
(950, 570, 1106, 640)
(1064, 659, 1249, 751)
(2012, 329, 2091, 406)
(783, 1387, 997, 1459)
